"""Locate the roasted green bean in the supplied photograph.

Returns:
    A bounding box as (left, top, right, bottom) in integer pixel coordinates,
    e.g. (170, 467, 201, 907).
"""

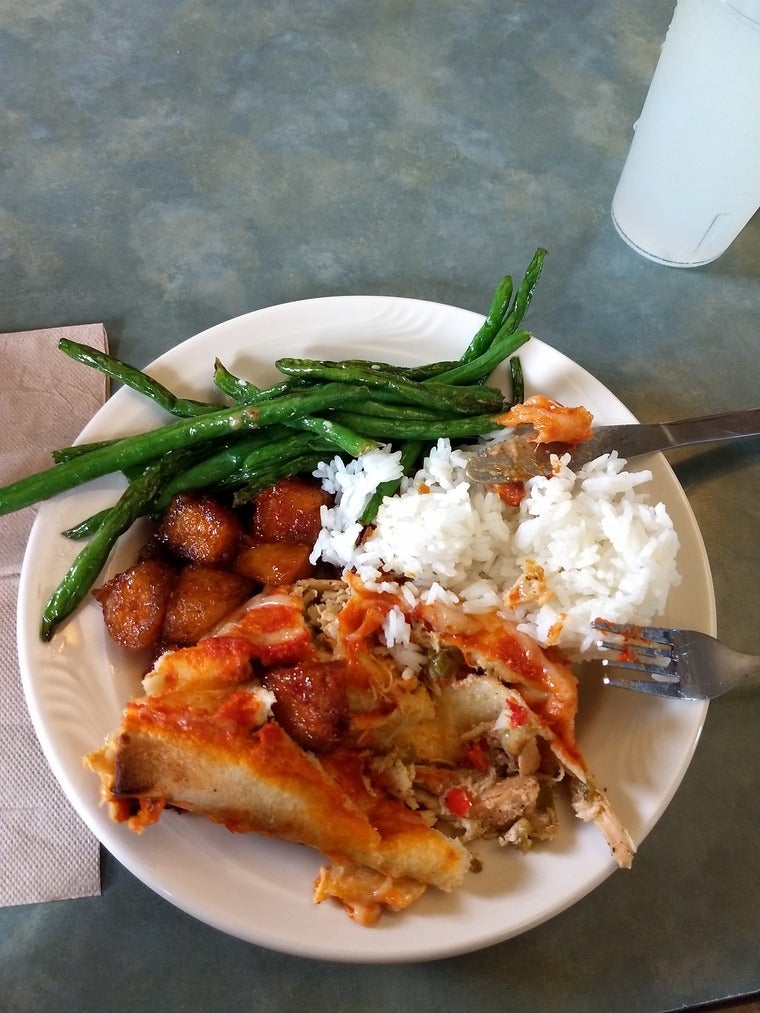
(40, 448, 197, 639)
(59, 338, 220, 417)
(2, 254, 547, 638)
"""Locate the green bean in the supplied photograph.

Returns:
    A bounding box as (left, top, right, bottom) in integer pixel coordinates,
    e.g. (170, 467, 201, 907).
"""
(429, 328, 531, 387)
(149, 432, 291, 510)
(11, 258, 551, 640)
(344, 266, 533, 525)
(245, 380, 370, 422)
(359, 440, 424, 525)
(274, 360, 505, 414)
(204, 432, 334, 495)
(231, 452, 334, 506)
(212, 362, 371, 455)
(331, 410, 499, 442)
(0, 405, 263, 515)
(510, 356, 525, 405)
(61, 440, 233, 535)
(2, 384, 384, 516)
(459, 273, 515, 364)
(213, 361, 376, 455)
(59, 339, 220, 417)
(213, 358, 261, 401)
(53, 438, 124, 464)
(338, 400, 445, 422)
(500, 247, 546, 337)
(239, 431, 331, 475)
(61, 507, 112, 541)
(338, 358, 461, 381)
(213, 359, 309, 404)
(285, 416, 377, 457)
(40, 449, 195, 640)
(63, 440, 230, 536)
(55, 429, 234, 465)
(273, 328, 530, 399)
(349, 259, 544, 523)
(449, 250, 543, 380)
(353, 382, 501, 411)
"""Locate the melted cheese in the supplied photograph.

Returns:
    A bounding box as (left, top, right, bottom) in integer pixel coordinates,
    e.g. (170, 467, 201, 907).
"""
(85, 576, 633, 922)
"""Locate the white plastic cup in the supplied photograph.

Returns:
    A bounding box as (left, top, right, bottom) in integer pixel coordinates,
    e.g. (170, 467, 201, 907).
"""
(611, 0, 760, 267)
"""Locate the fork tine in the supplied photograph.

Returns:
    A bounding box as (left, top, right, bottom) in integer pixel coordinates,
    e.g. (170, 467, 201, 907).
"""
(592, 617, 680, 687)
(591, 618, 673, 644)
(595, 644, 676, 668)
(594, 620, 758, 701)
(602, 674, 683, 699)
(599, 656, 678, 676)
(592, 618, 679, 676)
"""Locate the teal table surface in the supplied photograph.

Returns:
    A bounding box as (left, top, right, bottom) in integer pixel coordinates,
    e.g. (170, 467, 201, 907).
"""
(1, 2, 758, 1010)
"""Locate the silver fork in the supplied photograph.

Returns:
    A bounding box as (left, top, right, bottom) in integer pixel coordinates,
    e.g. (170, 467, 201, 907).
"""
(591, 619, 760, 700)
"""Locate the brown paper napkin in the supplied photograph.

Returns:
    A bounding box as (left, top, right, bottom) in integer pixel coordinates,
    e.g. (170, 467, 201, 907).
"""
(0, 324, 108, 906)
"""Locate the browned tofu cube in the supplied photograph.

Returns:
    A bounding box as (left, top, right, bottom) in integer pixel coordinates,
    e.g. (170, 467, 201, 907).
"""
(161, 564, 253, 646)
(93, 558, 176, 651)
(252, 477, 331, 544)
(234, 542, 314, 585)
(159, 493, 243, 565)
(263, 660, 348, 753)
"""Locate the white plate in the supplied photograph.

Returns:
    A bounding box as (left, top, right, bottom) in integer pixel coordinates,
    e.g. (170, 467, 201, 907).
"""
(17, 296, 714, 962)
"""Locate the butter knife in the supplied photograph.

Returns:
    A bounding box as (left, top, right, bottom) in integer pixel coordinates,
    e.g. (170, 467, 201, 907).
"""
(465, 407, 760, 483)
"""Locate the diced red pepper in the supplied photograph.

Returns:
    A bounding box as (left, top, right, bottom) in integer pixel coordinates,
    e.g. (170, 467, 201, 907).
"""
(506, 698, 528, 726)
(444, 786, 473, 818)
(491, 481, 526, 507)
(465, 738, 490, 772)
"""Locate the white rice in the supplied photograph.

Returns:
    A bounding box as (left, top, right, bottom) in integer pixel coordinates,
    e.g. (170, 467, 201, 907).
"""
(310, 439, 681, 656)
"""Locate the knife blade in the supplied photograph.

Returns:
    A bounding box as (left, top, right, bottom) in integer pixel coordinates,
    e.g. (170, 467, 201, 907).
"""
(465, 407, 760, 484)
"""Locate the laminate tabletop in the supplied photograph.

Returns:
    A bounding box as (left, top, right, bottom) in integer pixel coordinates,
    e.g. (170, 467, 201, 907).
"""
(1, 2, 758, 1010)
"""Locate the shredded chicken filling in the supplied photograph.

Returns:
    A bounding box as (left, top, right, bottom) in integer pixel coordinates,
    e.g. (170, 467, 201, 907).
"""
(86, 576, 634, 925)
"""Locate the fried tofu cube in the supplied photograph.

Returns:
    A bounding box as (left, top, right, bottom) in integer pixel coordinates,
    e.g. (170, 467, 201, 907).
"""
(161, 565, 253, 646)
(252, 477, 331, 544)
(159, 493, 243, 565)
(234, 542, 314, 585)
(93, 558, 176, 651)
(263, 660, 349, 753)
